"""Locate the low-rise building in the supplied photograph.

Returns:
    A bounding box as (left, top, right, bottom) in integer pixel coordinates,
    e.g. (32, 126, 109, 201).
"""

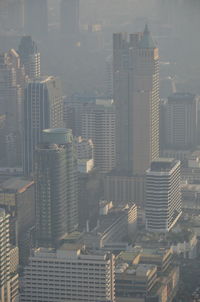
(82, 202, 137, 249)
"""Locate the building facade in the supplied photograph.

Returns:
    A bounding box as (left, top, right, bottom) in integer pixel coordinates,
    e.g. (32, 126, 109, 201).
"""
(164, 93, 198, 150)
(82, 99, 116, 173)
(0, 209, 19, 302)
(145, 158, 182, 232)
(21, 244, 115, 302)
(23, 76, 63, 176)
(35, 128, 78, 247)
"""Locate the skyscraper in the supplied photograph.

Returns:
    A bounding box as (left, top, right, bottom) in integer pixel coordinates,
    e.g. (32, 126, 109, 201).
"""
(82, 99, 116, 174)
(114, 25, 159, 175)
(35, 128, 78, 247)
(0, 49, 26, 166)
(24, 0, 48, 38)
(145, 158, 182, 232)
(60, 0, 80, 35)
(18, 36, 41, 79)
(104, 25, 160, 204)
(23, 76, 63, 176)
(0, 209, 19, 302)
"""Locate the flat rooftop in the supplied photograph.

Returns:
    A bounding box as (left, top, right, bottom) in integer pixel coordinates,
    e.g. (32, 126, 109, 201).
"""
(150, 158, 178, 172)
(0, 177, 34, 193)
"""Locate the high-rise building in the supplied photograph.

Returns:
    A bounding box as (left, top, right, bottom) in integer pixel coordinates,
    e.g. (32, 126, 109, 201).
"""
(114, 25, 159, 175)
(0, 49, 26, 166)
(0, 208, 19, 302)
(21, 244, 115, 302)
(60, 0, 80, 35)
(145, 158, 182, 232)
(82, 99, 116, 173)
(23, 76, 63, 176)
(35, 128, 78, 247)
(163, 93, 198, 150)
(104, 25, 160, 204)
(18, 36, 41, 79)
(24, 0, 48, 38)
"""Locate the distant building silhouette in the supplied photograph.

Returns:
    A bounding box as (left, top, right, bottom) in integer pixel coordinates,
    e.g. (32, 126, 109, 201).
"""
(24, 0, 48, 38)
(60, 0, 80, 35)
(18, 36, 41, 79)
(164, 93, 199, 150)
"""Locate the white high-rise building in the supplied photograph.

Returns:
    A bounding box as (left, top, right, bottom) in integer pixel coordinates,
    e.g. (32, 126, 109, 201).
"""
(21, 244, 115, 302)
(145, 158, 182, 232)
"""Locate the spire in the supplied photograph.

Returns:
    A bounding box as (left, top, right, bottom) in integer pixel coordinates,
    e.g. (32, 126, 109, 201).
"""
(139, 24, 156, 49)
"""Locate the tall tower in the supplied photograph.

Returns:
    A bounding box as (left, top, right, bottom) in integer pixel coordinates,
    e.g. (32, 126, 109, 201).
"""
(23, 76, 63, 176)
(104, 25, 160, 204)
(60, 0, 80, 35)
(35, 128, 78, 247)
(145, 158, 182, 232)
(24, 0, 48, 38)
(18, 36, 41, 79)
(114, 25, 160, 175)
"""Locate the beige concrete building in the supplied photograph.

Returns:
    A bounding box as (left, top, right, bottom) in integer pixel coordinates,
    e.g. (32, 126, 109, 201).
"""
(21, 244, 115, 302)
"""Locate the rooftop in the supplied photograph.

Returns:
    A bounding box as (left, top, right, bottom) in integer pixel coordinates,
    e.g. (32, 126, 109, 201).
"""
(149, 158, 179, 172)
(0, 177, 34, 193)
(168, 92, 196, 102)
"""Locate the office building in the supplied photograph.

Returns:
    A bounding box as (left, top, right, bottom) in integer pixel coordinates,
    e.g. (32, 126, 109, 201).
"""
(23, 76, 63, 176)
(82, 99, 116, 173)
(104, 25, 160, 204)
(21, 244, 115, 302)
(24, 0, 48, 38)
(145, 158, 182, 232)
(60, 0, 80, 35)
(35, 128, 78, 247)
(163, 93, 198, 150)
(18, 36, 41, 79)
(0, 209, 19, 302)
(0, 177, 35, 264)
(114, 25, 159, 175)
(0, 49, 26, 166)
